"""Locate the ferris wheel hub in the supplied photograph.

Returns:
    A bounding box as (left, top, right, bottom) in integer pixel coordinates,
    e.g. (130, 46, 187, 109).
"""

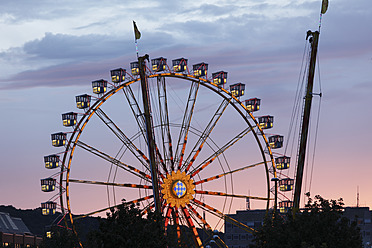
(161, 170, 195, 208)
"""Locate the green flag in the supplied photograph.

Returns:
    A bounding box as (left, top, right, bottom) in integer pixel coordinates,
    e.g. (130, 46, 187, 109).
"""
(133, 21, 141, 40)
(321, 0, 329, 14)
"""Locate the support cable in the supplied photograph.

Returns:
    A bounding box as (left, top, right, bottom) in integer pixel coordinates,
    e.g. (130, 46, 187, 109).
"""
(308, 53, 323, 193)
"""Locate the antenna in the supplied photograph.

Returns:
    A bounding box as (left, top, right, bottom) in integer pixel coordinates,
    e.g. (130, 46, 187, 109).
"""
(357, 186, 360, 208)
(246, 190, 251, 210)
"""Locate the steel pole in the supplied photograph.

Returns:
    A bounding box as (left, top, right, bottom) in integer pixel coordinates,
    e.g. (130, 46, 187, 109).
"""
(138, 55, 161, 213)
(293, 31, 319, 214)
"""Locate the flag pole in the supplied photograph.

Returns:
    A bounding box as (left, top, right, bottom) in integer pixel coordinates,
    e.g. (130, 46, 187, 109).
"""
(319, 0, 329, 32)
(133, 20, 141, 58)
(135, 40, 139, 58)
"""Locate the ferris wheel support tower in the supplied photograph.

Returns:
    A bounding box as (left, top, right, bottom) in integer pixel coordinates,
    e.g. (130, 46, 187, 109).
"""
(293, 30, 319, 213)
(138, 54, 162, 213)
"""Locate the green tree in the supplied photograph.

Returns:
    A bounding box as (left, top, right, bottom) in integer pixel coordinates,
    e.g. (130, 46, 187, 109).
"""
(40, 225, 80, 248)
(86, 201, 169, 248)
(253, 193, 363, 248)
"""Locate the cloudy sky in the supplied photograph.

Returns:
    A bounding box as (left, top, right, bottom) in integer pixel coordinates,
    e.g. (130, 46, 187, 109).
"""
(1, 0, 371, 216)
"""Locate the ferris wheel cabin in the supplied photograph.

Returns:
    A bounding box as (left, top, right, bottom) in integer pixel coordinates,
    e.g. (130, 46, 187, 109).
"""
(75, 94, 91, 109)
(268, 135, 284, 149)
(244, 98, 261, 112)
(212, 71, 227, 88)
(62, 112, 77, 127)
(110, 68, 126, 83)
(230, 83, 245, 97)
(41, 178, 56, 192)
(279, 200, 293, 213)
(172, 58, 188, 72)
(258, 115, 273, 129)
(51, 132, 66, 147)
(41, 201, 57, 215)
(130, 61, 139, 75)
(44, 154, 60, 169)
(151, 57, 167, 72)
(275, 156, 290, 170)
(193, 62, 208, 77)
(92, 79, 107, 94)
(279, 178, 294, 192)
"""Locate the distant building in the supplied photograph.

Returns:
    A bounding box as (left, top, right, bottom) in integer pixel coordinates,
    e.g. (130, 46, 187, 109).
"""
(343, 207, 372, 248)
(225, 209, 266, 248)
(0, 212, 42, 247)
(225, 207, 372, 248)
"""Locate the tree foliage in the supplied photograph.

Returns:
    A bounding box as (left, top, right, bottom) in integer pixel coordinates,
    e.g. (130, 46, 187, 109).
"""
(86, 201, 169, 248)
(253, 193, 363, 248)
(40, 225, 80, 248)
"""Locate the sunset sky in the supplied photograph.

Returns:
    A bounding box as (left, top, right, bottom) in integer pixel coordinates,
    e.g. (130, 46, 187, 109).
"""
(1, 0, 371, 219)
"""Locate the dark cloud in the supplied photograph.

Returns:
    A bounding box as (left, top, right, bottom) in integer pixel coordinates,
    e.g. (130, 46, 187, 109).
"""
(0, 0, 82, 23)
(0, 57, 123, 90)
(2, 0, 372, 94)
(23, 32, 130, 60)
(0, 30, 179, 90)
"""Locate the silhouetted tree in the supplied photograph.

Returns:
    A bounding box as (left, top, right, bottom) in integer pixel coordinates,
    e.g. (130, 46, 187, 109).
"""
(253, 193, 363, 248)
(86, 201, 169, 248)
(40, 225, 80, 248)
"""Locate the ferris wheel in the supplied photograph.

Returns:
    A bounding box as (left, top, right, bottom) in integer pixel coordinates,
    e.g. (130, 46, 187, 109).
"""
(40, 55, 293, 247)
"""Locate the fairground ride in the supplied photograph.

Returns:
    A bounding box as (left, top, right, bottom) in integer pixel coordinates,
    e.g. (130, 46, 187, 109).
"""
(40, 2, 328, 245)
(40, 54, 293, 247)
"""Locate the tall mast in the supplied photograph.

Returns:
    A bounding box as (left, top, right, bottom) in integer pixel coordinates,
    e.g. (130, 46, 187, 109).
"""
(293, 30, 319, 213)
(138, 54, 161, 213)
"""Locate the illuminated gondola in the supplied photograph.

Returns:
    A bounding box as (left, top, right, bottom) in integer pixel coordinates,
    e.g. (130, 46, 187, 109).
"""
(75, 94, 91, 109)
(110, 68, 126, 83)
(151, 57, 167, 72)
(258, 115, 273, 129)
(172, 58, 188, 72)
(92, 79, 107, 94)
(41, 178, 56, 192)
(41, 201, 57, 215)
(212, 71, 227, 88)
(51, 132, 66, 147)
(44, 154, 60, 169)
(62, 112, 77, 127)
(193, 62, 208, 77)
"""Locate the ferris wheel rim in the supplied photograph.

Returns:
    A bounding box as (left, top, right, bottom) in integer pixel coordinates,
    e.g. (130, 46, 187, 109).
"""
(57, 70, 276, 247)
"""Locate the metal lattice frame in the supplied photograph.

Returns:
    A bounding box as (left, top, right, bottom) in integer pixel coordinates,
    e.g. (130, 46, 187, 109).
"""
(54, 70, 277, 248)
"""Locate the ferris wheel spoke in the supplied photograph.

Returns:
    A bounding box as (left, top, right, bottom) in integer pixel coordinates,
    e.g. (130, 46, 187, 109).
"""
(174, 81, 200, 171)
(194, 161, 265, 185)
(122, 86, 147, 140)
(185, 207, 214, 247)
(191, 199, 255, 234)
(190, 127, 252, 178)
(186, 203, 212, 230)
(195, 190, 272, 201)
(173, 207, 182, 244)
(155, 146, 168, 176)
(122, 85, 168, 176)
(164, 204, 173, 231)
(183, 98, 231, 173)
(180, 206, 204, 248)
(186, 205, 212, 242)
(176, 209, 196, 246)
(214, 235, 228, 248)
(67, 179, 152, 189)
(75, 140, 152, 182)
(157, 76, 174, 172)
(73, 195, 153, 220)
(140, 202, 154, 216)
(94, 108, 150, 170)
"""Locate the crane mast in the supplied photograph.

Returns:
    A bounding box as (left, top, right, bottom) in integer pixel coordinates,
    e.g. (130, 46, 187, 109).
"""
(293, 30, 319, 213)
(138, 54, 162, 213)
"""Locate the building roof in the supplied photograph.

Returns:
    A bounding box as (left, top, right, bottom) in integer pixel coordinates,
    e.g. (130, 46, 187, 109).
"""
(0, 212, 32, 235)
